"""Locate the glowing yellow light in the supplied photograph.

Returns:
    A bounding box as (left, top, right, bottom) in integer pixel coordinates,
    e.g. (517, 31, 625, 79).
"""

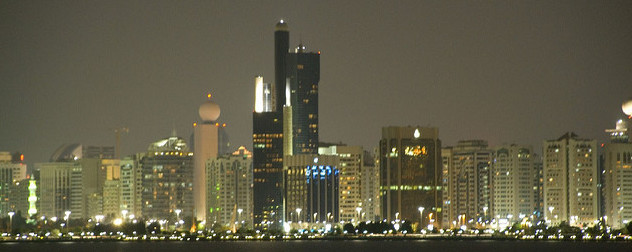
(207, 93, 212, 99)
(193, 123, 197, 127)
(222, 123, 226, 127)
(113, 218, 123, 226)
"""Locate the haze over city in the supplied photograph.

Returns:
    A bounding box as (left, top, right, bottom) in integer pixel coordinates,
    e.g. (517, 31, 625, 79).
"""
(1, 0, 631, 168)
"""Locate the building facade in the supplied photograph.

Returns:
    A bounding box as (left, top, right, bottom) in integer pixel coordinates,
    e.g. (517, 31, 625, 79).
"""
(543, 132, 598, 226)
(602, 119, 632, 228)
(36, 161, 83, 219)
(206, 146, 253, 229)
(493, 145, 536, 223)
(380, 126, 442, 227)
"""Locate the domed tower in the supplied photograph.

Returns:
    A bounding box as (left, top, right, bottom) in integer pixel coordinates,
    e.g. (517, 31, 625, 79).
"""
(193, 93, 221, 222)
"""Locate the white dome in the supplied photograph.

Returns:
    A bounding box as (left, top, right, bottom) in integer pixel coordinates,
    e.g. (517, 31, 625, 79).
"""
(199, 100, 220, 122)
(623, 99, 632, 116)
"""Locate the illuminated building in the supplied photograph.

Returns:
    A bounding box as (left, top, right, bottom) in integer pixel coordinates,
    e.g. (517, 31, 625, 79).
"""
(141, 134, 194, 221)
(0, 152, 27, 216)
(284, 154, 339, 223)
(492, 144, 537, 223)
(81, 158, 120, 218)
(543, 132, 598, 226)
(36, 161, 83, 219)
(603, 119, 632, 228)
(206, 146, 253, 229)
(379, 126, 442, 227)
(361, 149, 380, 222)
(193, 94, 221, 221)
(318, 144, 364, 222)
(120, 154, 144, 218)
(286, 43, 320, 155)
(442, 140, 492, 228)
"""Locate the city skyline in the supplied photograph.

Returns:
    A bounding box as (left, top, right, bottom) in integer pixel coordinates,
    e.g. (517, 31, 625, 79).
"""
(2, 1, 632, 168)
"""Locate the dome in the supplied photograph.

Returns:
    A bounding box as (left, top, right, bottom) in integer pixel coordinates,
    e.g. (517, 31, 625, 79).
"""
(623, 99, 632, 116)
(199, 100, 220, 122)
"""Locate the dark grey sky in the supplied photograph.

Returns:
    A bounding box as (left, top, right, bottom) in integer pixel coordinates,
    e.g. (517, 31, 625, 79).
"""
(1, 0, 631, 167)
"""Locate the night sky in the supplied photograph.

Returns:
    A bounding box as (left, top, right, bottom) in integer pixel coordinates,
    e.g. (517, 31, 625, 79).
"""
(1, 1, 631, 168)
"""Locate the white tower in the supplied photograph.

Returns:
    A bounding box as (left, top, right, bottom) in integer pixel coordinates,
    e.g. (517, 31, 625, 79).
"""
(193, 94, 221, 221)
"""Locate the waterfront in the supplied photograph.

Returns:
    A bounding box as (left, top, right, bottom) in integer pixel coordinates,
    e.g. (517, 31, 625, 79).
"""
(1, 240, 631, 252)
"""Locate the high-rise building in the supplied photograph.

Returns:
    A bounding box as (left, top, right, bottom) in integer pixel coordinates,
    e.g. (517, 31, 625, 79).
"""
(193, 94, 221, 221)
(284, 154, 339, 223)
(206, 146, 253, 229)
(602, 119, 632, 228)
(492, 144, 536, 223)
(287, 44, 320, 155)
(442, 140, 492, 228)
(36, 161, 83, 219)
(533, 157, 544, 218)
(0, 152, 27, 216)
(543, 132, 598, 226)
(319, 144, 363, 222)
(120, 154, 144, 218)
(379, 126, 442, 227)
(141, 134, 194, 221)
(362, 149, 380, 222)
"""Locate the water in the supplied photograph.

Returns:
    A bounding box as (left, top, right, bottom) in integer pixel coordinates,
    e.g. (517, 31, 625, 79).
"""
(0, 240, 630, 252)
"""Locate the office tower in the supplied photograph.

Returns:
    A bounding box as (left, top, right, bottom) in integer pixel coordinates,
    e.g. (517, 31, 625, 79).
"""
(120, 154, 143, 218)
(36, 161, 83, 219)
(285, 154, 339, 223)
(101, 159, 121, 218)
(206, 146, 253, 229)
(319, 144, 363, 222)
(0, 152, 27, 216)
(362, 150, 380, 222)
(442, 140, 492, 228)
(193, 94, 221, 221)
(141, 134, 194, 221)
(8, 177, 37, 218)
(379, 126, 442, 227)
(252, 109, 283, 229)
(83, 146, 115, 159)
(492, 144, 536, 224)
(543, 132, 598, 226)
(274, 20, 289, 112)
(603, 119, 632, 228)
(287, 44, 320, 154)
(81, 158, 121, 219)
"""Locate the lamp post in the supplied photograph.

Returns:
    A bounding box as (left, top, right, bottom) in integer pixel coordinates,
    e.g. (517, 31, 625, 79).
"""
(356, 207, 362, 223)
(296, 208, 302, 223)
(8, 211, 15, 234)
(483, 206, 488, 225)
(122, 210, 128, 221)
(237, 208, 243, 228)
(548, 206, 555, 225)
(64, 211, 71, 233)
(174, 209, 181, 230)
(418, 207, 425, 229)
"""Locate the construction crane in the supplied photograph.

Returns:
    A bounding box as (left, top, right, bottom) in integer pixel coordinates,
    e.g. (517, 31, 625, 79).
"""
(113, 127, 129, 159)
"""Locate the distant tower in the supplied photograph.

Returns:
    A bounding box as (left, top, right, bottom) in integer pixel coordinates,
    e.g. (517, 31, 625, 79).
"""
(193, 94, 221, 221)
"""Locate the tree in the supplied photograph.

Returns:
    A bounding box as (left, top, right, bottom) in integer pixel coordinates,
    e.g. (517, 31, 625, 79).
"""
(343, 223, 355, 234)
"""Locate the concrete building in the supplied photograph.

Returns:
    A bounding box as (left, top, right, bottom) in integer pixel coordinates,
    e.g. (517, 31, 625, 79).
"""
(141, 134, 194, 221)
(193, 94, 221, 221)
(0, 152, 27, 216)
(120, 154, 144, 218)
(543, 132, 598, 226)
(380, 126, 442, 227)
(361, 150, 380, 222)
(206, 146, 253, 229)
(318, 144, 363, 222)
(442, 140, 492, 228)
(602, 119, 632, 228)
(493, 144, 536, 224)
(37, 161, 83, 219)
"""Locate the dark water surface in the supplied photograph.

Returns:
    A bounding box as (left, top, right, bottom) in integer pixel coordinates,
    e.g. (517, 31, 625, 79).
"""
(0, 240, 630, 252)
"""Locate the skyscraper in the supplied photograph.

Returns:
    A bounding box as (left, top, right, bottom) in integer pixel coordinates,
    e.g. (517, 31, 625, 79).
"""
(442, 140, 492, 228)
(492, 144, 536, 223)
(543, 132, 598, 226)
(287, 44, 320, 155)
(379, 126, 442, 227)
(193, 94, 221, 221)
(141, 134, 194, 221)
(602, 119, 632, 228)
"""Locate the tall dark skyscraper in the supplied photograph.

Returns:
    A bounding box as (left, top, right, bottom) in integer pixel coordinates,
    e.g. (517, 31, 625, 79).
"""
(253, 20, 320, 230)
(287, 45, 320, 154)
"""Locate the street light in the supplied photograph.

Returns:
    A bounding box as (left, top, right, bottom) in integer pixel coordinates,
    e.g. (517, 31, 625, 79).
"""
(175, 209, 181, 230)
(418, 207, 425, 228)
(8, 211, 15, 234)
(64, 211, 71, 233)
(483, 206, 488, 224)
(122, 210, 128, 220)
(548, 206, 555, 224)
(237, 208, 243, 228)
(356, 207, 362, 223)
(296, 208, 302, 223)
